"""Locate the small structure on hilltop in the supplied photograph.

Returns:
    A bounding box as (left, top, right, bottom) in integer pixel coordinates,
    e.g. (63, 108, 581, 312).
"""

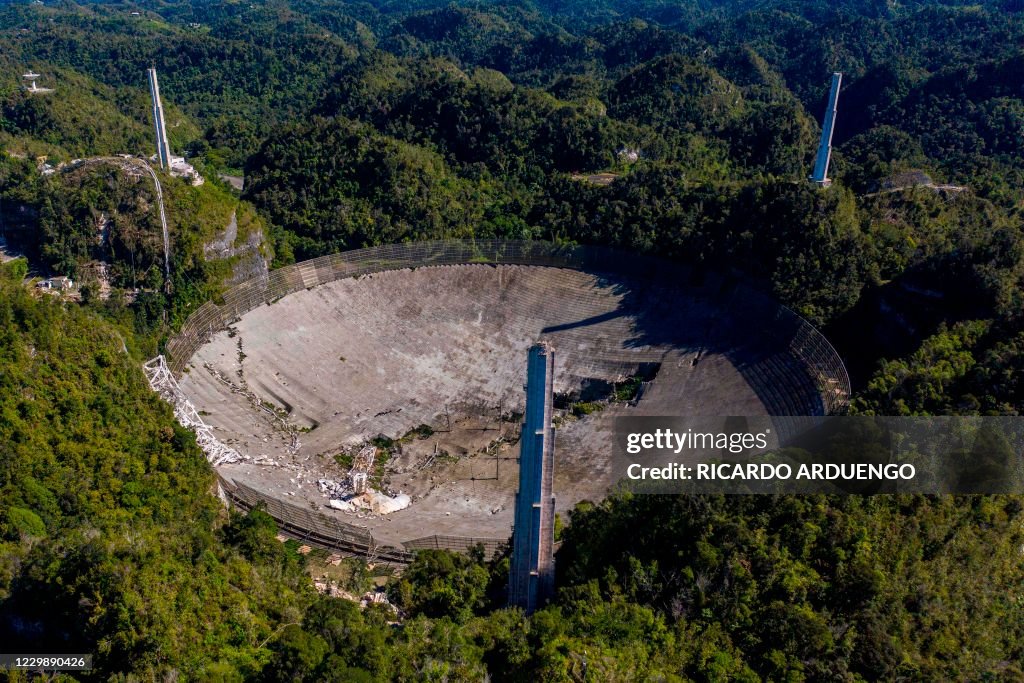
(508, 342, 557, 614)
(22, 71, 53, 94)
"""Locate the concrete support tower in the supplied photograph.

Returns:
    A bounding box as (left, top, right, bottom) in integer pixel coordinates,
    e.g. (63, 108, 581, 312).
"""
(508, 343, 556, 614)
(810, 72, 843, 186)
(147, 68, 172, 170)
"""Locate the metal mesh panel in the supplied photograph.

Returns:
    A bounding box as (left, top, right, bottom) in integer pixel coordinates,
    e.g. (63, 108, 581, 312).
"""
(166, 240, 850, 413)
(220, 479, 510, 563)
(402, 535, 508, 560)
(221, 478, 414, 563)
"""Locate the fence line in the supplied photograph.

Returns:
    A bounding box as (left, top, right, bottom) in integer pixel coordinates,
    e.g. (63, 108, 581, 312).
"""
(219, 478, 510, 563)
(221, 478, 414, 564)
(402, 534, 508, 560)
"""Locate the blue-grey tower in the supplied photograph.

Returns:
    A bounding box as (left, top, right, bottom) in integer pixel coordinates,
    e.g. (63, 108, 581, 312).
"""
(147, 68, 172, 170)
(508, 342, 556, 614)
(810, 72, 842, 186)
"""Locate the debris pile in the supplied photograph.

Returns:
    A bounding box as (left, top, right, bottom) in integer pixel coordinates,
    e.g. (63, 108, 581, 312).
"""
(317, 443, 411, 516)
(143, 355, 243, 466)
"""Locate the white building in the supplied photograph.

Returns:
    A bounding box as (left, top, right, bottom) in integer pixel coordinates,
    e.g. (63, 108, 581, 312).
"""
(37, 276, 74, 291)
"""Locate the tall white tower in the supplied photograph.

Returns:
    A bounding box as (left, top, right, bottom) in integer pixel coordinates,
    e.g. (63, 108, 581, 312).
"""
(147, 68, 172, 169)
(810, 72, 842, 187)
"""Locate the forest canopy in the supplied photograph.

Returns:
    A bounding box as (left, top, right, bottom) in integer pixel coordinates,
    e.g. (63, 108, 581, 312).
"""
(0, 0, 1023, 679)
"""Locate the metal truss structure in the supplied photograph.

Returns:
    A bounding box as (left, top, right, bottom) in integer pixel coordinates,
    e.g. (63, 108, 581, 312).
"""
(143, 355, 243, 466)
(349, 445, 376, 495)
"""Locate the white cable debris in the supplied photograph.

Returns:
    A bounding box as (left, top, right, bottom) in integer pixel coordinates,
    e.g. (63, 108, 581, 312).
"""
(143, 355, 244, 466)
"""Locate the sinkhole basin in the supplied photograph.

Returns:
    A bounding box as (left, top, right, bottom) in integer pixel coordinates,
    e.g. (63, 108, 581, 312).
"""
(169, 241, 849, 550)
